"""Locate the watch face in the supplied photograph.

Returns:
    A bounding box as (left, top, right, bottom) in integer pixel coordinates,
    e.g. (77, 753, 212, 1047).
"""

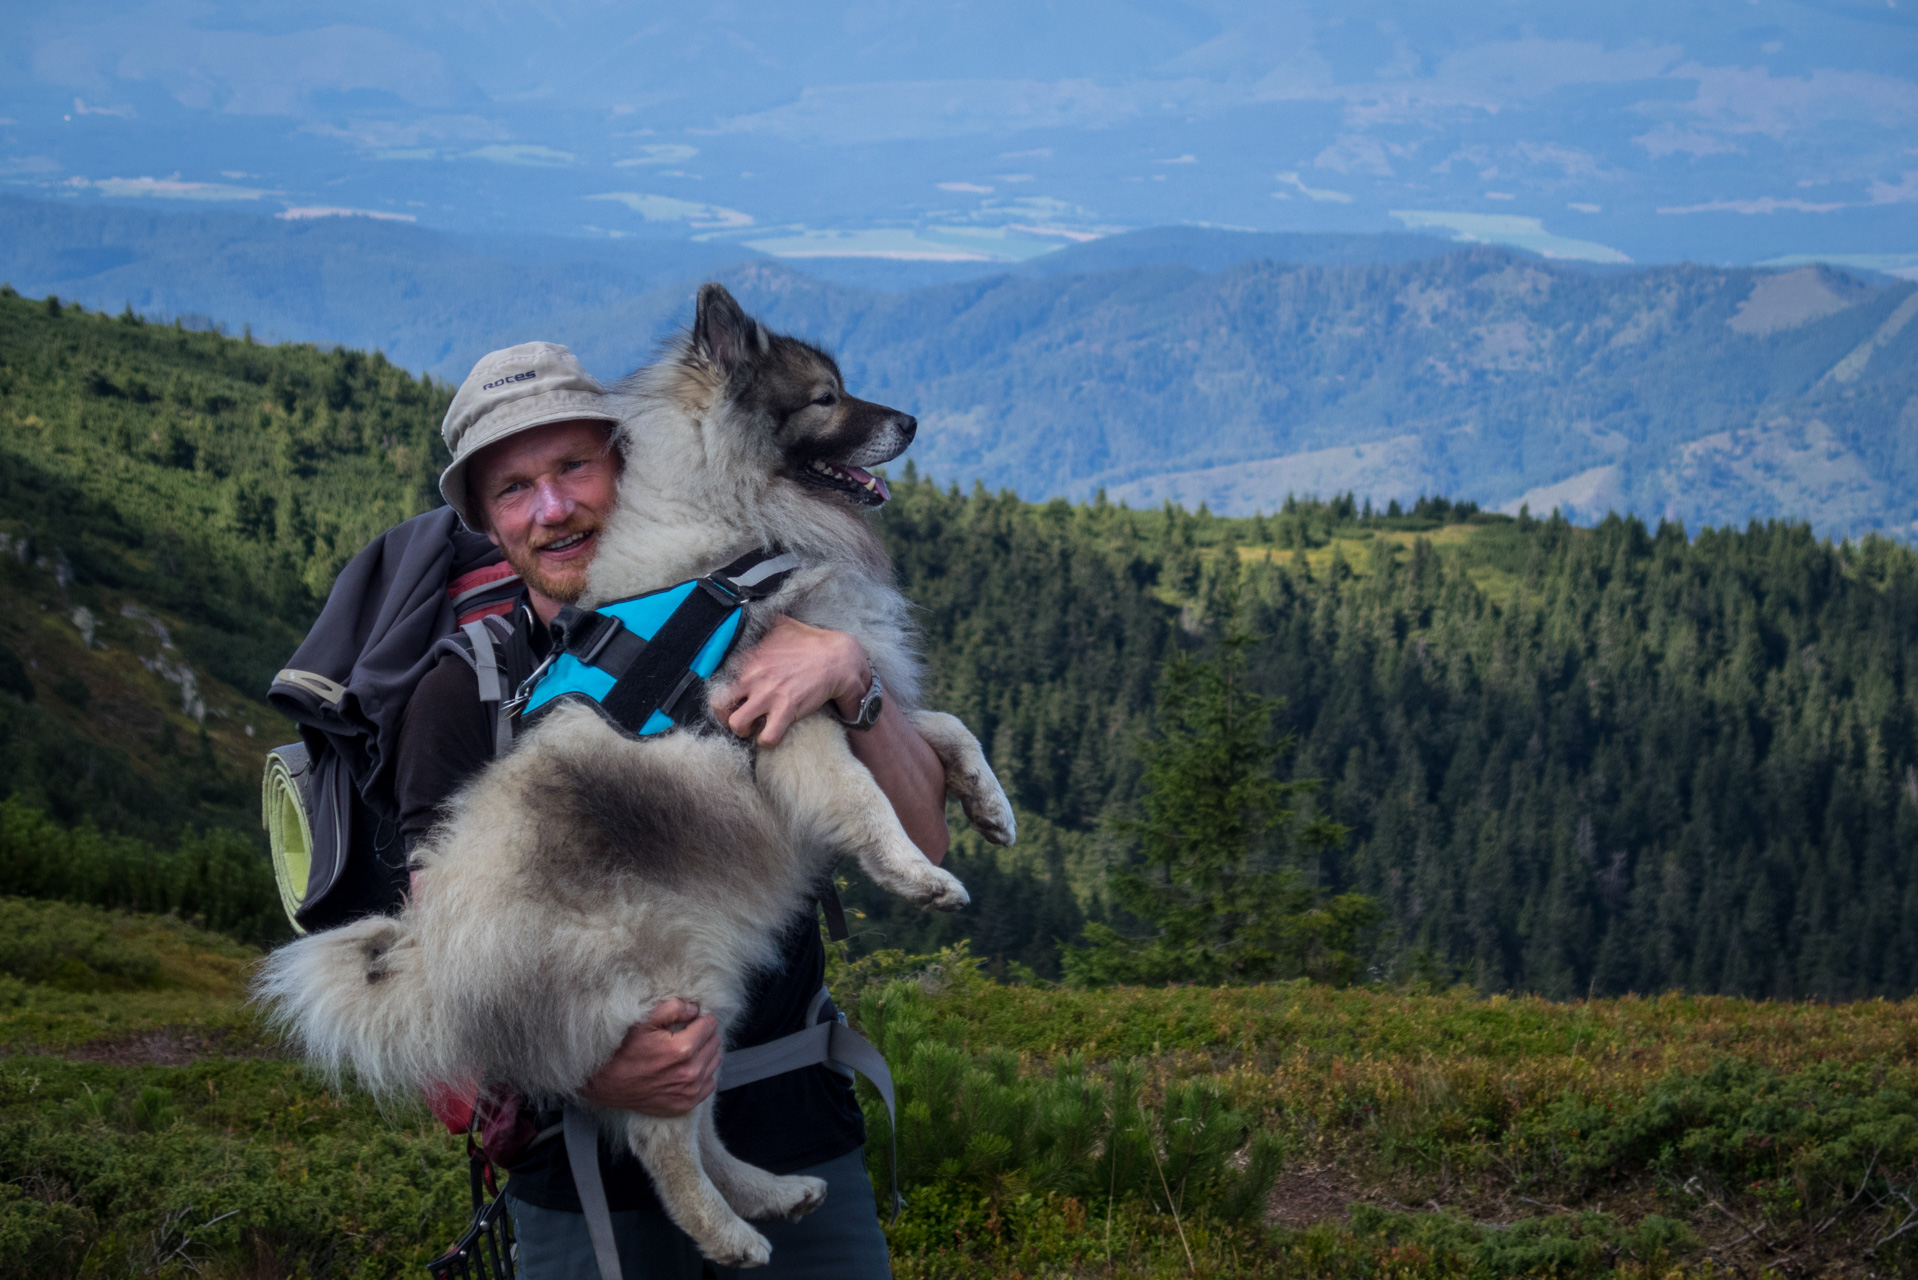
(853, 675, 883, 729)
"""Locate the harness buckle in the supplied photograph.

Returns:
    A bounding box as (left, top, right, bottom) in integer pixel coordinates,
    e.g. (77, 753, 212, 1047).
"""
(500, 652, 556, 716)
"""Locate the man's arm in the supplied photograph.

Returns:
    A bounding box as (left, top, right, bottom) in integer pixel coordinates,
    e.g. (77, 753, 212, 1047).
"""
(843, 698, 951, 865)
(714, 615, 950, 862)
(397, 653, 508, 903)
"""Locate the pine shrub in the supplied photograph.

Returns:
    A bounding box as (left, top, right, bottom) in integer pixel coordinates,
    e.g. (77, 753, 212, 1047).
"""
(856, 974, 1284, 1225)
(1064, 612, 1375, 986)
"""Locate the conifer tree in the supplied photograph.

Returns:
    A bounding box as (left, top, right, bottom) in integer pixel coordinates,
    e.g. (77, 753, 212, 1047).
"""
(1064, 603, 1376, 986)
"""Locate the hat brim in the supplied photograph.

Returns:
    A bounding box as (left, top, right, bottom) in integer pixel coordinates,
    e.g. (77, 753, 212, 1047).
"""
(439, 397, 621, 532)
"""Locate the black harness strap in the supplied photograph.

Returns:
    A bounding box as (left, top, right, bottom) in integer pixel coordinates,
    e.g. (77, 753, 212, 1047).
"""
(597, 581, 740, 730)
(817, 878, 850, 943)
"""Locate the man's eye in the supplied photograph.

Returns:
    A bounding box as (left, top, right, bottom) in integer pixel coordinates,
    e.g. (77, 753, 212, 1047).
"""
(811, 393, 838, 408)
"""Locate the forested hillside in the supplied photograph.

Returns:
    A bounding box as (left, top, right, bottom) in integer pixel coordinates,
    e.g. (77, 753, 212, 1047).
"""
(0, 287, 450, 842)
(856, 481, 1918, 1000)
(1, 292, 1914, 1000)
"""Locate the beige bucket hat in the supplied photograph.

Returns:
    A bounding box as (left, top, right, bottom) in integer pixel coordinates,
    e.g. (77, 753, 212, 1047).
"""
(439, 341, 620, 530)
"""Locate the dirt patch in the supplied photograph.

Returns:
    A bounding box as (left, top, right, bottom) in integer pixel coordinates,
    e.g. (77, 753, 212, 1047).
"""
(1, 1027, 283, 1066)
(1267, 1161, 1572, 1234)
(1267, 1163, 1369, 1229)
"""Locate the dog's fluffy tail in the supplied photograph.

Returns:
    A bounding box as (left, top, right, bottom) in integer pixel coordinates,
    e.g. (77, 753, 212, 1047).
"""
(252, 915, 437, 1097)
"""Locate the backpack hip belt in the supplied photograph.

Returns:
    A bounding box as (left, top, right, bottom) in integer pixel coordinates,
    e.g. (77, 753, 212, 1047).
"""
(554, 984, 900, 1280)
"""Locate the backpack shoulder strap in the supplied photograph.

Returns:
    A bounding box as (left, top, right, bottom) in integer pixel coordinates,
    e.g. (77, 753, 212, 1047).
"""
(817, 877, 850, 942)
(434, 612, 528, 760)
(462, 619, 512, 759)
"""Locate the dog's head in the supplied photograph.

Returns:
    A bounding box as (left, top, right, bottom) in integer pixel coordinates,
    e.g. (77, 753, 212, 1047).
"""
(685, 283, 915, 508)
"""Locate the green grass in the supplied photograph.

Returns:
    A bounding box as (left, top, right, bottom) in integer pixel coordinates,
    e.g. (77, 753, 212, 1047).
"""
(4, 908, 1916, 1277)
(0, 897, 265, 1054)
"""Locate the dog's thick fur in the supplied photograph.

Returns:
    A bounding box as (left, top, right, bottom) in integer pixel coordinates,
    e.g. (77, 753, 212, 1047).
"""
(255, 285, 1015, 1268)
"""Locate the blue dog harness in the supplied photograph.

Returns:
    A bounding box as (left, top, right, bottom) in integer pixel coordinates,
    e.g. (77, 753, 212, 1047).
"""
(514, 548, 800, 736)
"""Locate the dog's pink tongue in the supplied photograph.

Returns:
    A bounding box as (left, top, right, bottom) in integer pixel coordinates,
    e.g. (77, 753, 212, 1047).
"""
(845, 465, 890, 503)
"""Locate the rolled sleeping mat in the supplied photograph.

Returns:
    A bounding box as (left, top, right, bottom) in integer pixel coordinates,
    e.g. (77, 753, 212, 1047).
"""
(262, 742, 316, 934)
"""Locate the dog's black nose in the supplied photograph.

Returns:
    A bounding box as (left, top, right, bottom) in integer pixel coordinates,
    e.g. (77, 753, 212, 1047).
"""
(896, 414, 917, 443)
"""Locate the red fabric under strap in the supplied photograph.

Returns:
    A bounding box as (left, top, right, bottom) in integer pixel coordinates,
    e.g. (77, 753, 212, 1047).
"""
(423, 1079, 539, 1164)
(424, 1079, 478, 1135)
(448, 561, 519, 626)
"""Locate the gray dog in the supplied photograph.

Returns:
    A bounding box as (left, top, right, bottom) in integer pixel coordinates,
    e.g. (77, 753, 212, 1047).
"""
(257, 284, 1016, 1267)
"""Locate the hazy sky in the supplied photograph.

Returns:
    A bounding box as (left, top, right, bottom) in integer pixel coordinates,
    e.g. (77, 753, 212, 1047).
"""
(6, 1, 1915, 266)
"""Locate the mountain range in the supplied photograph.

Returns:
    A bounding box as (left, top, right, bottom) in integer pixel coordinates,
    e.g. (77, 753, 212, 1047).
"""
(3, 194, 1913, 540)
(714, 251, 1918, 540)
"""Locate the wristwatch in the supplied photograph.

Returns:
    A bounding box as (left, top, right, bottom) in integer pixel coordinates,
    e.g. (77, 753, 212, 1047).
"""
(840, 672, 883, 731)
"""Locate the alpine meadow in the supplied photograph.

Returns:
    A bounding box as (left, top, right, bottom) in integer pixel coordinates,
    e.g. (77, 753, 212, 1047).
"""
(3, 288, 1918, 1277)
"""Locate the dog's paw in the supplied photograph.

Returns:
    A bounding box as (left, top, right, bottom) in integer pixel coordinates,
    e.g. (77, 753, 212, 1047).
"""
(909, 867, 971, 913)
(961, 783, 1017, 846)
(773, 1174, 828, 1222)
(701, 1223, 773, 1269)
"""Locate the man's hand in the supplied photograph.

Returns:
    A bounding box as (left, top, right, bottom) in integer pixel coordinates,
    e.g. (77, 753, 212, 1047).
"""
(578, 998, 720, 1117)
(713, 615, 869, 747)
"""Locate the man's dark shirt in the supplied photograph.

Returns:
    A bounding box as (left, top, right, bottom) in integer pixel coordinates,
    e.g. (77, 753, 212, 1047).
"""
(393, 601, 867, 1213)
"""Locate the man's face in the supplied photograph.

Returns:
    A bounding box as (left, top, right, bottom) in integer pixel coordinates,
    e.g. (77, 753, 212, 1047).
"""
(469, 419, 620, 607)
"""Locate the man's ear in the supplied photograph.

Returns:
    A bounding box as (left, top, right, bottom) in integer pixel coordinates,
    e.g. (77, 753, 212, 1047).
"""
(693, 283, 763, 375)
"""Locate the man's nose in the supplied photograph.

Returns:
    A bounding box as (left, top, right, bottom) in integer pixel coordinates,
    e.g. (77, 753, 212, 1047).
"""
(531, 477, 574, 522)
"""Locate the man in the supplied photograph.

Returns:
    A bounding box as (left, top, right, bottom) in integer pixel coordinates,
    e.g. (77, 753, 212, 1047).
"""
(396, 342, 945, 1277)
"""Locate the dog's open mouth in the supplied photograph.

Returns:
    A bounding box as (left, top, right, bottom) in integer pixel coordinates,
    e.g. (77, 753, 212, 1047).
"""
(799, 458, 891, 507)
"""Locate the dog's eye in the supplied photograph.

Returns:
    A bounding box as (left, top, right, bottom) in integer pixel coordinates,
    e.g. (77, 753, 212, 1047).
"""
(811, 393, 838, 408)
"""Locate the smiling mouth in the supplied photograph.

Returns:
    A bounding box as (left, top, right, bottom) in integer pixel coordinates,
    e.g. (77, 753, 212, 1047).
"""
(537, 530, 594, 554)
(801, 459, 891, 506)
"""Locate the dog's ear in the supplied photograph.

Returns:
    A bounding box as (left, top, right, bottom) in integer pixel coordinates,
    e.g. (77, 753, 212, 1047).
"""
(694, 283, 766, 375)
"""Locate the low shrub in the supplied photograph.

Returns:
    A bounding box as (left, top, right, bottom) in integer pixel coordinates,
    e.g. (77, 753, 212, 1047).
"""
(1342, 1206, 1693, 1279)
(0, 897, 166, 991)
(4, 906, 1915, 1277)
(0, 1058, 469, 1280)
(855, 953, 1284, 1231)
